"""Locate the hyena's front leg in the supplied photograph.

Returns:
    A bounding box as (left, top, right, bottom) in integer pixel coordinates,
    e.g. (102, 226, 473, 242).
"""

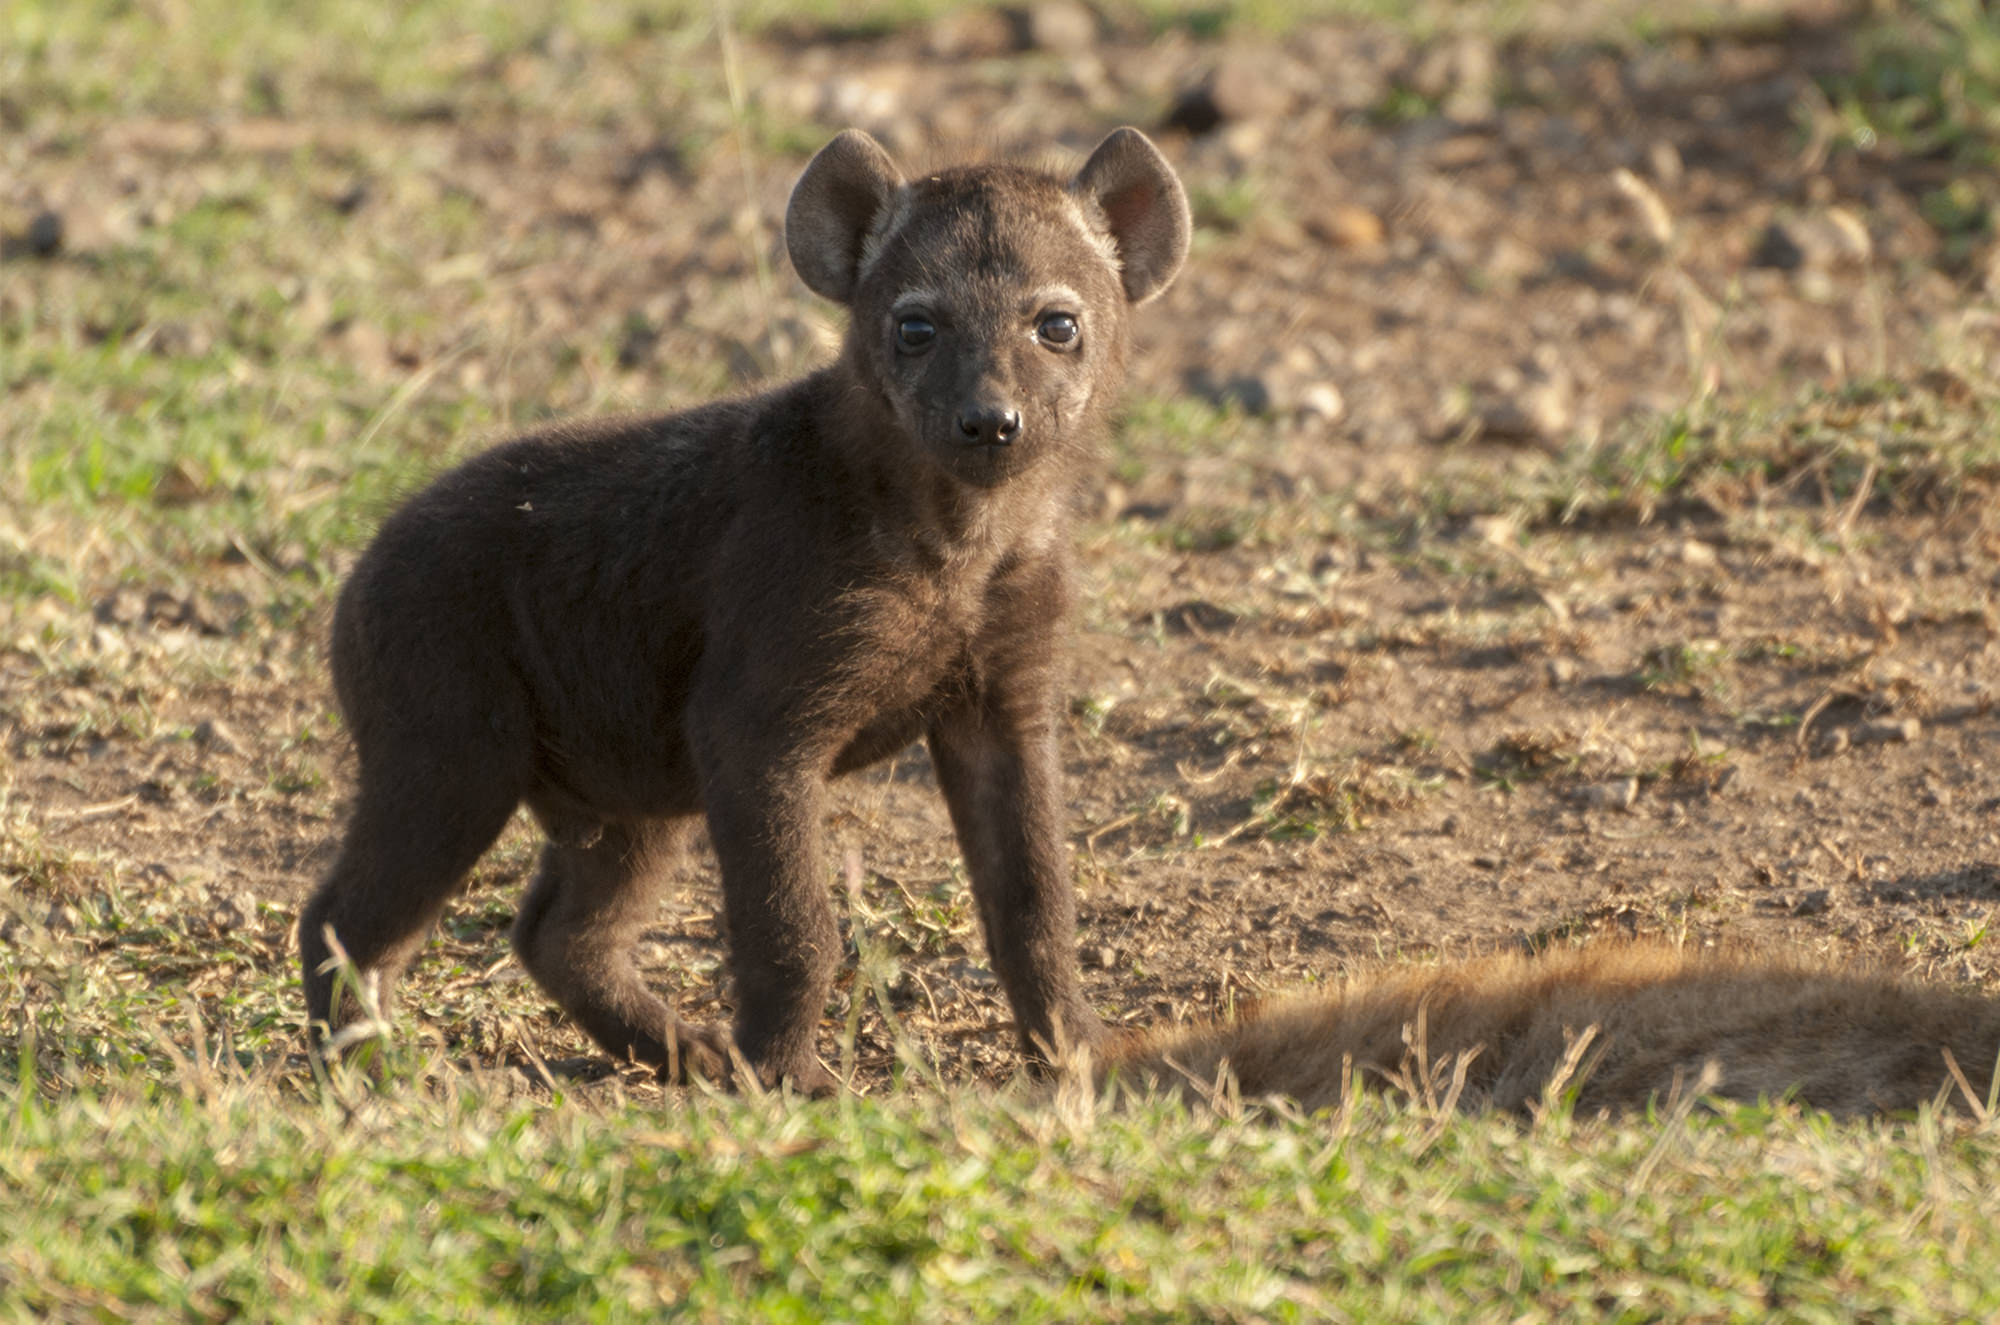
(928, 687, 1102, 1066)
(690, 717, 843, 1096)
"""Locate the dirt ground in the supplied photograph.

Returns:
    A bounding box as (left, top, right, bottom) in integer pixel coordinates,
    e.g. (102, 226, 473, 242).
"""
(5, 1, 1999, 1092)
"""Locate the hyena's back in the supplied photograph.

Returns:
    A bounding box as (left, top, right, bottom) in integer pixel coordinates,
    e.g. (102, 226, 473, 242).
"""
(1102, 943, 2000, 1117)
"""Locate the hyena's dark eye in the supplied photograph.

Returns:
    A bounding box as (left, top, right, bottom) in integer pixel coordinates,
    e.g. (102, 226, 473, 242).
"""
(1037, 313, 1079, 347)
(895, 316, 936, 351)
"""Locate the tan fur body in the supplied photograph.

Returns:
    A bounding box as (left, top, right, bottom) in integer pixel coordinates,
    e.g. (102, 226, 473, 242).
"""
(1102, 943, 2000, 1116)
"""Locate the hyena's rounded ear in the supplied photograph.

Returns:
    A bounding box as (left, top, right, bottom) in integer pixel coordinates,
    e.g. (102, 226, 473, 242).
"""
(1070, 127, 1191, 304)
(785, 129, 904, 305)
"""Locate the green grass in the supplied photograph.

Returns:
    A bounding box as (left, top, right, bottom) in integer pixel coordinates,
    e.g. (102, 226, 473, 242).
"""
(1823, 0, 2000, 263)
(7, 1032, 2000, 1319)
(8, 858, 2000, 1319)
(7, 801, 1999, 1318)
(1832, 0, 2000, 165)
(0, 0, 1863, 132)
(1403, 376, 2000, 535)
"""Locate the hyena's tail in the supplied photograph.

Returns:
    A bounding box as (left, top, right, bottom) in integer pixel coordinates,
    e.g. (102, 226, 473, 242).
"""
(1097, 942, 2000, 1118)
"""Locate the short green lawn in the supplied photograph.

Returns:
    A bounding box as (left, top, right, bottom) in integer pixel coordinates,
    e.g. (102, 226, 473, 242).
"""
(5, 1053, 1998, 1320)
(6, 875, 2000, 1321)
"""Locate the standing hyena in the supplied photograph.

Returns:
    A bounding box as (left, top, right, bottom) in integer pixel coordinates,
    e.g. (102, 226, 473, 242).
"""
(298, 128, 1191, 1092)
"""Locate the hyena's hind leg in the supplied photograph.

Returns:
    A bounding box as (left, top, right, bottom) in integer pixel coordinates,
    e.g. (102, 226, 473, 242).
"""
(299, 770, 521, 1051)
(510, 815, 731, 1083)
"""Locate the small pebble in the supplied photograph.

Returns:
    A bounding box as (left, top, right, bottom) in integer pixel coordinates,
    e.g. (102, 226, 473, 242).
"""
(1296, 382, 1346, 425)
(193, 718, 243, 755)
(1022, 0, 1095, 55)
(1311, 205, 1385, 250)
(1852, 717, 1921, 745)
(1574, 778, 1638, 811)
(26, 209, 63, 257)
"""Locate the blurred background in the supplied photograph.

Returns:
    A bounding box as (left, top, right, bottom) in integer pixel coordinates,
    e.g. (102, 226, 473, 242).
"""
(8, 0, 1997, 528)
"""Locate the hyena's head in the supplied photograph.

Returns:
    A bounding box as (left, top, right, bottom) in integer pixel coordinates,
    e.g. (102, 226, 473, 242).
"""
(786, 128, 1189, 488)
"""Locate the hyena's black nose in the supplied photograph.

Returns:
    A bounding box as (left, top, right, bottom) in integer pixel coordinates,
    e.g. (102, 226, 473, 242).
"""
(956, 404, 1022, 446)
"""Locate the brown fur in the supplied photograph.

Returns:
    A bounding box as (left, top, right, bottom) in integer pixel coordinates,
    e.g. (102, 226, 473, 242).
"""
(298, 128, 1191, 1092)
(1101, 943, 2000, 1117)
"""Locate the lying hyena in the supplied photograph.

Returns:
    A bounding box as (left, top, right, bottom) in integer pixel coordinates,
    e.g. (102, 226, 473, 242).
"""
(1100, 941, 2000, 1117)
(299, 128, 1191, 1093)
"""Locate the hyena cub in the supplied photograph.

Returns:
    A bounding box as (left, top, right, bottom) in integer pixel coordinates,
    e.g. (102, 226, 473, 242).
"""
(299, 128, 1191, 1092)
